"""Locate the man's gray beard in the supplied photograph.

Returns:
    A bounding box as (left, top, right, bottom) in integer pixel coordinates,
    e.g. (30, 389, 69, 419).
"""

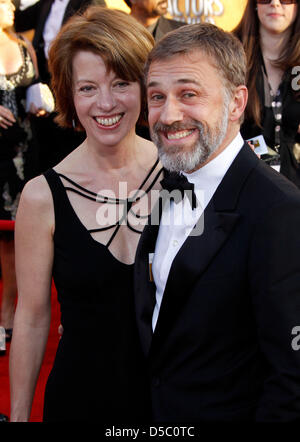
(151, 101, 229, 173)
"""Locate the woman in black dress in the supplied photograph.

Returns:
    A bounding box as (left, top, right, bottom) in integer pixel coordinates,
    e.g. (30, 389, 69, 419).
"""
(9, 7, 162, 422)
(233, 0, 300, 187)
(0, 0, 40, 342)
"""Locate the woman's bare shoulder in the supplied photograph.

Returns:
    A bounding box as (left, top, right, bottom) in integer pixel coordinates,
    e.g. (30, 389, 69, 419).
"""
(16, 175, 55, 236)
(19, 175, 53, 211)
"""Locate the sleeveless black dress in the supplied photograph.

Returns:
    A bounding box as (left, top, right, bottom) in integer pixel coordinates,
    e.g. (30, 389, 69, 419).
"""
(43, 161, 162, 422)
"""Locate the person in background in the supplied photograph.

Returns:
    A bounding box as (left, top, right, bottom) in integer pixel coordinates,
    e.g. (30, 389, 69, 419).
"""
(234, 0, 300, 187)
(13, 0, 106, 173)
(123, 0, 185, 141)
(9, 6, 162, 422)
(0, 413, 8, 421)
(0, 0, 41, 344)
(123, 0, 184, 41)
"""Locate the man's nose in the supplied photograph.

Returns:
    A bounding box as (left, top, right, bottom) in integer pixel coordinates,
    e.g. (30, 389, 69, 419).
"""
(159, 96, 183, 126)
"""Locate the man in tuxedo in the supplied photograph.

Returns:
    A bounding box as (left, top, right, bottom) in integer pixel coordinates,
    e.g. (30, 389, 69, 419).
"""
(14, 0, 106, 84)
(13, 0, 106, 172)
(134, 23, 300, 421)
(123, 0, 183, 41)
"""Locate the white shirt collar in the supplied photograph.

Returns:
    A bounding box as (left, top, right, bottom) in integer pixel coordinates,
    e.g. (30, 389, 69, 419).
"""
(43, 0, 70, 58)
(181, 132, 244, 207)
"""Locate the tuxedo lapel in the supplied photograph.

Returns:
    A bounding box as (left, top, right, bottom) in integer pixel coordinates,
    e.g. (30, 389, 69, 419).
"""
(134, 212, 160, 356)
(33, 0, 53, 43)
(40, 0, 54, 22)
(154, 16, 183, 41)
(150, 143, 259, 354)
(135, 144, 259, 356)
(150, 204, 240, 354)
(63, 0, 81, 23)
(154, 17, 172, 42)
(63, 0, 98, 23)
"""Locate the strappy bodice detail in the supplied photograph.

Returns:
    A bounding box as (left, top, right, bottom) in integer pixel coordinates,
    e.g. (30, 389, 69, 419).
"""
(44, 158, 163, 264)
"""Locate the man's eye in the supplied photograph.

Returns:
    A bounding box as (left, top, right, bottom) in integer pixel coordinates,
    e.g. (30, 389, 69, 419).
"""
(183, 92, 196, 98)
(149, 94, 164, 101)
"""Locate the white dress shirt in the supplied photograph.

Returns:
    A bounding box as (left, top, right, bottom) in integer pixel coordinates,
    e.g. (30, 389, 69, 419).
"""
(43, 0, 69, 59)
(19, 0, 40, 10)
(152, 132, 244, 331)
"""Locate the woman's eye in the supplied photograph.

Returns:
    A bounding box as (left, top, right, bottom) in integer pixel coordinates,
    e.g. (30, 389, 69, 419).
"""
(76, 85, 97, 96)
(115, 81, 130, 88)
(79, 85, 94, 92)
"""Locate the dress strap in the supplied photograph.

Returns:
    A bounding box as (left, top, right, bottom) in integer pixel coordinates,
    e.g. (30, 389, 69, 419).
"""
(56, 157, 161, 203)
(43, 168, 72, 229)
(137, 157, 160, 190)
(43, 168, 63, 200)
(18, 34, 39, 79)
(56, 173, 98, 197)
(43, 160, 163, 248)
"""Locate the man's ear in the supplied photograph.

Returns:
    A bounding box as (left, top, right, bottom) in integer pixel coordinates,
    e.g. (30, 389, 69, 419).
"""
(229, 85, 248, 122)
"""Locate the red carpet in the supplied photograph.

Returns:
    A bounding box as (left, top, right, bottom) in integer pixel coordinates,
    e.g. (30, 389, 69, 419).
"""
(0, 280, 60, 422)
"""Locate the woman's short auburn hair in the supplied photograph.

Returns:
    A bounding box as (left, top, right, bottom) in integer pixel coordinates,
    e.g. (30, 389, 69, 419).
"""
(48, 6, 154, 130)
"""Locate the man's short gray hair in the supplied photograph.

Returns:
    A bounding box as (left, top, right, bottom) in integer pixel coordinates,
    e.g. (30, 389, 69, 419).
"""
(144, 22, 247, 98)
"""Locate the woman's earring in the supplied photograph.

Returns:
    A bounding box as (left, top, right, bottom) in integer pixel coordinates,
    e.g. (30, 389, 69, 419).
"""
(72, 119, 76, 129)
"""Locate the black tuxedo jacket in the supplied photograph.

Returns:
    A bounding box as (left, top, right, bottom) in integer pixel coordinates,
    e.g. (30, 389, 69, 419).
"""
(134, 143, 300, 422)
(14, 0, 106, 82)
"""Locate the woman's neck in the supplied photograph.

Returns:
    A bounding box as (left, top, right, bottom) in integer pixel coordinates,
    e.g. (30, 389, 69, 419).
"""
(84, 132, 141, 175)
(260, 25, 291, 61)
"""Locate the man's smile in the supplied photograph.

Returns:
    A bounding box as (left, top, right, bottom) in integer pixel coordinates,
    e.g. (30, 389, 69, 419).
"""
(165, 129, 196, 140)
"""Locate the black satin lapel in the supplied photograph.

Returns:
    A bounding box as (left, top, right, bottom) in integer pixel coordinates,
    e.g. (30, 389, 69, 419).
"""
(134, 217, 160, 356)
(63, 0, 88, 22)
(147, 144, 257, 354)
(63, 0, 78, 22)
(37, 0, 54, 36)
(150, 204, 240, 354)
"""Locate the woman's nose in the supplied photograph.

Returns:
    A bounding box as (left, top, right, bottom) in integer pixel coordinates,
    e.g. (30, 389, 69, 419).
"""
(96, 90, 116, 112)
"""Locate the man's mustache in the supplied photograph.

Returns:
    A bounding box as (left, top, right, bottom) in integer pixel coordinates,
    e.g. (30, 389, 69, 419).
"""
(151, 120, 202, 135)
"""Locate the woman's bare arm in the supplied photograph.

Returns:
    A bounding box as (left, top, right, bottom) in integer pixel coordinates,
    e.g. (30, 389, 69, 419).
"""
(9, 176, 55, 422)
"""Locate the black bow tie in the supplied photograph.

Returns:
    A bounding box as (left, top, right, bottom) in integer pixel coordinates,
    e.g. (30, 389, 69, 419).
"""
(160, 171, 197, 210)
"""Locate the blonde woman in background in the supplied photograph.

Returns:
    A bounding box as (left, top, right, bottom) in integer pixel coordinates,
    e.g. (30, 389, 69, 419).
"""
(0, 0, 40, 345)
